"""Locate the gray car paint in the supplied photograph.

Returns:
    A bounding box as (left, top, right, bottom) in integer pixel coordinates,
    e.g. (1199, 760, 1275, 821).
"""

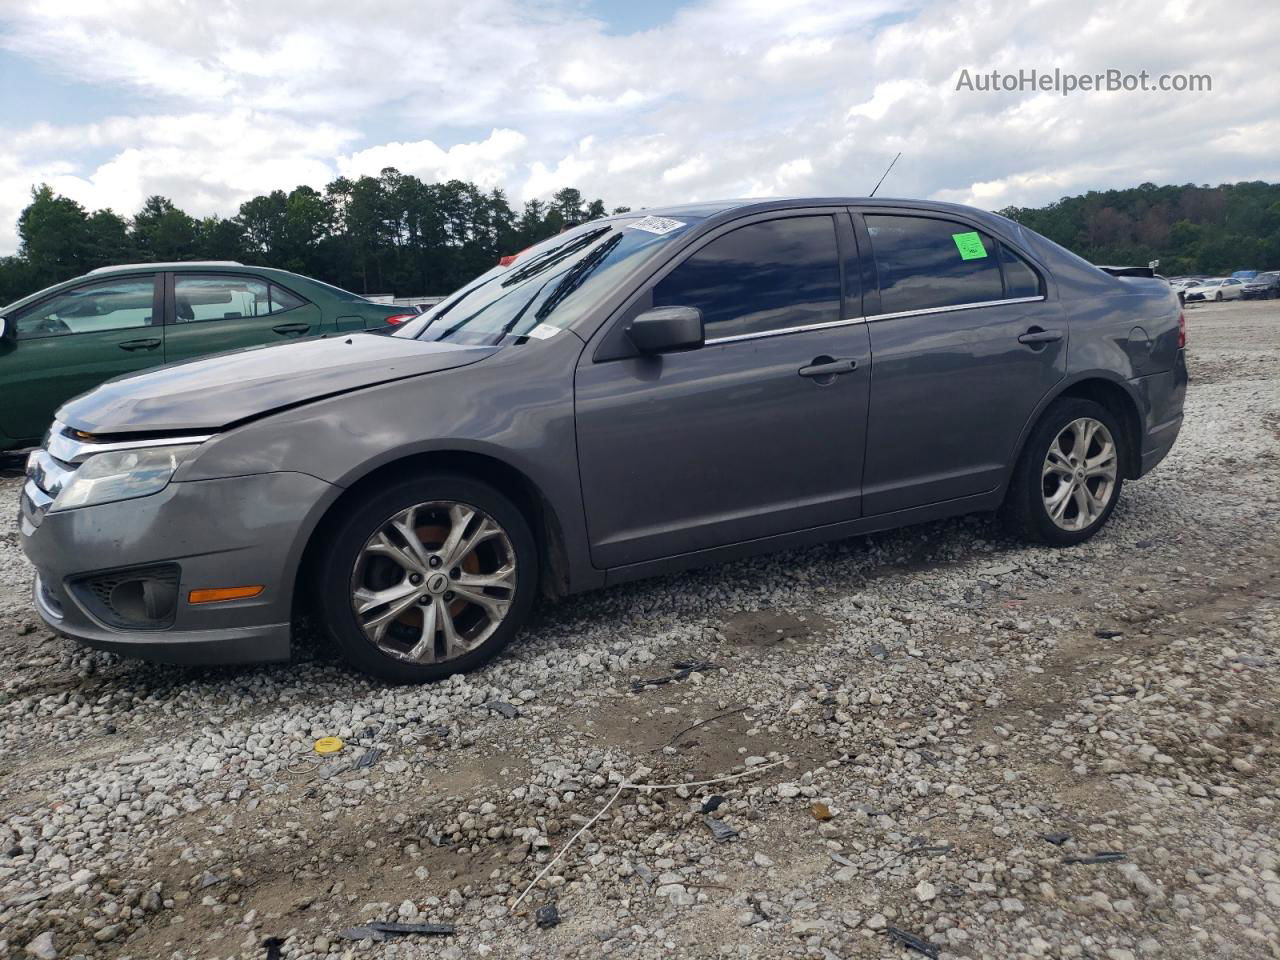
(60, 331, 494, 435)
(20, 197, 1187, 664)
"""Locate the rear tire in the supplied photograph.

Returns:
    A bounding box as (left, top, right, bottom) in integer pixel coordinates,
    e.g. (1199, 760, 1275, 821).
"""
(1004, 398, 1126, 546)
(315, 473, 538, 683)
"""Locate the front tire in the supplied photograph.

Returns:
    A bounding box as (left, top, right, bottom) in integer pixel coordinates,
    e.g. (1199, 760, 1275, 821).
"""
(1004, 398, 1126, 546)
(315, 474, 538, 682)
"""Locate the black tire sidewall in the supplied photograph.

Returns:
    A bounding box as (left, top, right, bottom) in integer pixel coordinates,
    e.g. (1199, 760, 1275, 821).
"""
(1009, 398, 1126, 546)
(316, 473, 538, 683)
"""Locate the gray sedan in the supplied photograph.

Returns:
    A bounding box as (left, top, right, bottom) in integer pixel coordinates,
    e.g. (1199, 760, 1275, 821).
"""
(20, 198, 1187, 682)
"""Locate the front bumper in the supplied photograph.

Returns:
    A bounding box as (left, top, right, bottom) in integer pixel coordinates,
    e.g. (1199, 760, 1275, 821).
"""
(20, 471, 336, 665)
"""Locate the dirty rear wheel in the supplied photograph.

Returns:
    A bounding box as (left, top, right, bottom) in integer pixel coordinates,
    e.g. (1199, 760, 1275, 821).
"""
(316, 474, 537, 682)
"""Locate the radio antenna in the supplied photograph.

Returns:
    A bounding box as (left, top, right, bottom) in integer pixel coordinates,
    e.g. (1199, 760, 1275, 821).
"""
(869, 152, 902, 198)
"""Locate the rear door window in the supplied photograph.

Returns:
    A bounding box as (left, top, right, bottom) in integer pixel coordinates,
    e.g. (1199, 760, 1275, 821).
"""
(998, 244, 1043, 298)
(173, 275, 270, 322)
(653, 215, 841, 340)
(865, 215, 1004, 314)
(15, 276, 157, 339)
(270, 284, 308, 312)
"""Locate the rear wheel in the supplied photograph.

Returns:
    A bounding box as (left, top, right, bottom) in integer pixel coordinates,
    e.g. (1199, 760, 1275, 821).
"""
(1004, 398, 1125, 546)
(316, 474, 537, 682)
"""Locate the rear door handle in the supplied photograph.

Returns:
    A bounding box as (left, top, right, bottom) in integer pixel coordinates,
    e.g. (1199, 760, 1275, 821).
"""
(273, 322, 311, 336)
(798, 357, 859, 381)
(118, 338, 161, 352)
(1017, 328, 1063, 345)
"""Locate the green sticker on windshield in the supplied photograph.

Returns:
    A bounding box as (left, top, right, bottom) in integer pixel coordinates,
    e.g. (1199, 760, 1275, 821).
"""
(952, 231, 988, 260)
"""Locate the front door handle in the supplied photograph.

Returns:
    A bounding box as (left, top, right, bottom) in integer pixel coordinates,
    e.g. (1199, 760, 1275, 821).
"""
(118, 338, 161, 352)
(273, 322, 311, 337)
(798, 357, 859, 380)
(1017, 328, 1063, 346)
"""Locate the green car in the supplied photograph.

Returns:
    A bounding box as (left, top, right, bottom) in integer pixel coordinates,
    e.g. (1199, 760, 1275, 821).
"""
(0, 261, 415, 451)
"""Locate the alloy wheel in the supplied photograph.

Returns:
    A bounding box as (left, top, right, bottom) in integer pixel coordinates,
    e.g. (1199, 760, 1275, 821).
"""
(1041, 417, 1118, 531)
(349, 501, 517, 663)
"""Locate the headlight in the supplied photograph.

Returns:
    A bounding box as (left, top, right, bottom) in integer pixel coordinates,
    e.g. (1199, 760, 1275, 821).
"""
(52, 444, 200, 512)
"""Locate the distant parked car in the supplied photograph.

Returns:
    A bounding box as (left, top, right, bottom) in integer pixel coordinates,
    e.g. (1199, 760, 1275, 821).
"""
(1240, 271, 1280, 299)
(0, 262, 416, 451)
(1231, 270, 1259, 281)
(1183, 277, 1245, 303)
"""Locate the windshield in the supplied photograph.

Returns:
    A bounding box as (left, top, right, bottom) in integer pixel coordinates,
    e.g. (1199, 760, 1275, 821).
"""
(393, 214, 696, 346)
(1200, 279, 1222, 286)
(1253, 272, 1278, 282)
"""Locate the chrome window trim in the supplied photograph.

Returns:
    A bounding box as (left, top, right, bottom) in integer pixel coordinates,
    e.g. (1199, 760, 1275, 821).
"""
(869, 295, 1046, 323)
(46, 422, 212, 464)
(702, 295, 1046, 345)
(706, 315, 867, 345)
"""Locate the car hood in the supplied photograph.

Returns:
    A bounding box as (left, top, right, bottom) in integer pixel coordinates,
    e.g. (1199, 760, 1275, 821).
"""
(57, 333, 496, 436)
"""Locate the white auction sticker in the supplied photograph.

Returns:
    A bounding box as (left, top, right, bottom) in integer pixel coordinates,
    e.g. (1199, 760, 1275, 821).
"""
(525, 322, 561, 340)
(626, 215, 686, 236)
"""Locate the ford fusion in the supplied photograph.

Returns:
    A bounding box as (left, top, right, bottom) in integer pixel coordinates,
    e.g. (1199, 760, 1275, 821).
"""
(20, 199, 1187, 682)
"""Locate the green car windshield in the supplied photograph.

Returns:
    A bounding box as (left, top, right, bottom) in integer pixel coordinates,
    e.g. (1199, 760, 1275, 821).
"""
(395, 215, 696, 346)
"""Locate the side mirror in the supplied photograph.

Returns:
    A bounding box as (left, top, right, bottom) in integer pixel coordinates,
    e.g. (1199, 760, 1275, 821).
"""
(0, 316, 11, 344)
(627, 306, 704, 354)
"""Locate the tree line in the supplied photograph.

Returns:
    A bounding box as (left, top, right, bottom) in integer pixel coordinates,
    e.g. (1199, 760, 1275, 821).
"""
(0, 172, 629, 305)
(2, 175, 1278, 307)
(999, 180, 1280, 277)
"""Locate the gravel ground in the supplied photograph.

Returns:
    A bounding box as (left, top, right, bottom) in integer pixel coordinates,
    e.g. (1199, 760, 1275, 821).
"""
(0, 299, 1277, 960)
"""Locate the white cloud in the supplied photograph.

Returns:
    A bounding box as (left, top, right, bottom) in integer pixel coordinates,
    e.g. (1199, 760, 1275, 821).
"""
(0, 0, 1276, 254)
(337, 130, 529, 188)
(0, 110, 356, 250)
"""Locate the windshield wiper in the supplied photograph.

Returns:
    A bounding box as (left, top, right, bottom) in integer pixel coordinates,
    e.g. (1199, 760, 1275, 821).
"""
(501, 226, 613, 287)
(412, 272, 503, 335)
(535, 233, 623, 321)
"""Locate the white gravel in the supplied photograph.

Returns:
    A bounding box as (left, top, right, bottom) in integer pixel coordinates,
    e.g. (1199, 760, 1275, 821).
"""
(0, 299, 1276, 960)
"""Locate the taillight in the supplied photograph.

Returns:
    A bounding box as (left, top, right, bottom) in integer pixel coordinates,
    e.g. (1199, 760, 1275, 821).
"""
(1177, 310, 1186, 349)
(384, 313, 416, 326)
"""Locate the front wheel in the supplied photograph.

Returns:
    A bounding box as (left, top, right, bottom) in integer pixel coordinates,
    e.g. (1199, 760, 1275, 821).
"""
(1214, 291, 1223, 301)
(1004, 398, 1126, 546)
(315, 474, 538, 682)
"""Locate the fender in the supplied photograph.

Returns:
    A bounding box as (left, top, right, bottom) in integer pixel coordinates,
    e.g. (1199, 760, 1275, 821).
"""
(1002, 369, 1146, 497)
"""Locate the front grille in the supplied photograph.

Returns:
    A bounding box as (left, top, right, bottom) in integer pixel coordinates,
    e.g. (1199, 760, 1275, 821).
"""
(28, 448, 74, 500)
(70, 564, 181, 630)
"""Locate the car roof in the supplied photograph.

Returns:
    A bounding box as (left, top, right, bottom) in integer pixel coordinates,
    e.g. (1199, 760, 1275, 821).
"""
(614, 196, 1003, 220)
(86, 260, 247, 275)
(1, 261, 352, 314)
(607, 196, 1031, 242)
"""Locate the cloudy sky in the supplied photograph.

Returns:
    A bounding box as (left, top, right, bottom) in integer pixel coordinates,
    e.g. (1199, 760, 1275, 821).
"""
(0, 0, 1277, 254)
